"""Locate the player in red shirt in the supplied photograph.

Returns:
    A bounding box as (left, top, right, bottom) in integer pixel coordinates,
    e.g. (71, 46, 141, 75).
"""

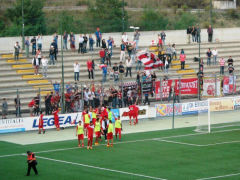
(38, 111, 45, 134)
(129, 104, 139, 125)
(52, 106, 60, 131)
(87, 121, 94, 150)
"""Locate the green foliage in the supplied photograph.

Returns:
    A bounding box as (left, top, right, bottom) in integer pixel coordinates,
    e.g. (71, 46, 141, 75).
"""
(76, 0, 89, 6)
(140, 9, 168, 31)
(164, 0, 208, 9)
(226, 9, 239, 19)
(87, 0, 128, 32)
(4, 0, 46, 36)
(174, 12, 197, 29)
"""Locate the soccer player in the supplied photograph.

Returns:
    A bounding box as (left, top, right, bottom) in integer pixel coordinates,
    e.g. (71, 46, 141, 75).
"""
(52, 106, 60, 131)
(38, 111, 45, 134)
(87, 121, 94, 150)
(115, 116, 122, 141)
(83, 110, 90, 136)
(91, 107, 97, 125)
(133, 104, 139, 125)
(76, 121, 84, 147)
(107, 120, 114, 147)
(128, 104, 135, 125)
(108, 107, 113, 122)
(26, 151, 38, 176)
(94, 118, 101, 145)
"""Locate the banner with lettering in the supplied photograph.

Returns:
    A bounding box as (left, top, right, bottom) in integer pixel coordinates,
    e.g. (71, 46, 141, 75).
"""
(175, 78, 198, 95)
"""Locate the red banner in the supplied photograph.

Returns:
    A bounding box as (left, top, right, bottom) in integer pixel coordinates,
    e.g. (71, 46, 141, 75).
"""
(223, 76, 236, 94)
(175, 78, 198, 95)
(155, 80, 172, 100)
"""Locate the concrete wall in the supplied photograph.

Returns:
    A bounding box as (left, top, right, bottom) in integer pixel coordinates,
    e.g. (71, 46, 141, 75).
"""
(213, 0, 237, 9)
(1, 27, 240, 53)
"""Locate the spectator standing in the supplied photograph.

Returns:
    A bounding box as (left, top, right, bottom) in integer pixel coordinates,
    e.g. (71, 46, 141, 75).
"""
(172, 44, 177, 60)
(180, 49, 186, 70)
(174, 86, 180, 103)
(112, 63, 119, 82)
(83, 34, 88, 53)
(37, 34, 42, 50)
(158, 35, 163, 49)
(133, 30, 140, 50)
(206, 48, 212, 66)
(100, 63, 108, 83)
(25, 37, 30, 58)
(164, 59, 169, 73)
(2, 98, 8, 119)
(120, 41, 126, 62)
(119, 61, 125, 81)
(99, 48, 105, 64)
(14, 42, 21, 61)
(49, 46, 55, 65)
(73, 61, 80, 81)
(212, 48, 218, 65)
(41, 56, 48, 78)
(50, 40, 58, 61)
(196, 25, 201, 43)
(166, 44, 173, 64)
(228, 64, 234, 75)
(78, 34, 84, 54)
(102, 39, 107, 49)
(31, 36, 36, 55)
(136, 57, 142, 71)
(63, 31, 68, 50)
(219, 58, 225, 75)
(87, 59, 94, 80)
(36, 48, 42, 65)
(191, 26, 196, 42)
(14, 95, 21, 117)
(227, 56, 234, 66)
(207, 25, 213, 42)
(32, 57, 40, 75)
(186, 26, 192, 44)
(122, 32, 128, 44)
(160, 31, 166, 45)
(70, 32, 76, 52)
(89, 35, 94, 51)
(107, 37, 113, 56)
(125, 57, 132, 77)
(95, 27, 102, 47)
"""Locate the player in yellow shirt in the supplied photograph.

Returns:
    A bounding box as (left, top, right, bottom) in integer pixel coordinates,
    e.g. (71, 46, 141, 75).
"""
(76, 121, 84, 147)
(107, 120, 114, 147)
(94, 118, 101, 145)
(115, 116, 122, 141)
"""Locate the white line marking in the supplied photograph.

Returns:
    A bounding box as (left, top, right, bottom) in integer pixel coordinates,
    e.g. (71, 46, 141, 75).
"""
(196, 172, 240, 180)
(157, 139, 203, 147)
(203, 140, 240, 146)
(36, 155, 167, 180)
(0, 128, 240, 158)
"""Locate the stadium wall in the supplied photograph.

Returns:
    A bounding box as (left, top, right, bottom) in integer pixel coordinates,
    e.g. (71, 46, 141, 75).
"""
(0, 27, 240, 52)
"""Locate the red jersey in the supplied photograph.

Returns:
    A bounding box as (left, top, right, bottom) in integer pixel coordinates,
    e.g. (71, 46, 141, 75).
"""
(87, 61, 93, 70)
(129, 105, 135, 113)
(39, 114, 44, 127)
(87, 125, 94, 138)
(53, 109, 59, 120)
(99, 50, 105, 58)
(82, 111, 86, 121)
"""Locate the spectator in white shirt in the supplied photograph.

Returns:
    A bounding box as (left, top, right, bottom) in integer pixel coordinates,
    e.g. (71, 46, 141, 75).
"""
(122, 32, 128, 44)
(212, 48, 218, 65)
(41, 56, 48, 78)
(37, 34, 42, 50)
(73, 61, 80, 81)
(78, 35, 84, 54)
(125, 57, 133, 77)
(32, 57, 40, 75)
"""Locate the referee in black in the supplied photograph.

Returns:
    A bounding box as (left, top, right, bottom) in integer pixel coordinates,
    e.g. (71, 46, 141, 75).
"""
(26, 151, 38, 176)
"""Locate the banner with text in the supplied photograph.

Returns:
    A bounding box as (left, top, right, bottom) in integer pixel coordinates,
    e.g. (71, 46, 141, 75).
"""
(175, 78, 198, 95)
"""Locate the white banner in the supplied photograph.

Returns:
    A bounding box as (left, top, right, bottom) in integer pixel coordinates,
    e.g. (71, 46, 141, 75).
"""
(0, 118, 25, 133)
(202, 77, 222, 97)
(119, 106, 149, 121)
(24, 112, 82, 131)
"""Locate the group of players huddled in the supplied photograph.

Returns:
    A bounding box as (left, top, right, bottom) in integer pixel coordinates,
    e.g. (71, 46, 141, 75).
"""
(38, 104, 139, 150)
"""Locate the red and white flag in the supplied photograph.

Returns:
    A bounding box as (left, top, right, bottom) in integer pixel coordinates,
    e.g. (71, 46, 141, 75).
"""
(137, 51, 163, 70)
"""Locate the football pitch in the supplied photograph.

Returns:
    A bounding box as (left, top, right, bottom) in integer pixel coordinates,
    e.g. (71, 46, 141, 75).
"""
(1, 126, 240, 180)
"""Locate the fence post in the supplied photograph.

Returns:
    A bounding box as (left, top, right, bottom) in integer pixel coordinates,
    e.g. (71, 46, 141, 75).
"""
(172, 91, 175, 129)
(198, 73, 201, 100)
(215, 74, 217, 97)
(121, 81, 124, 107)
(178, 76, 181, 102)
(16, 89, 20, 117)
(141, 80, 143, 104)
(160, 77, 162, 103)
(38, 88, 41, 111)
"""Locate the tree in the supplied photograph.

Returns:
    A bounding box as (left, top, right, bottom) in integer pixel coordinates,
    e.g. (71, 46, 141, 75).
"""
(87, 0, 128, 33)
(140, 9, 168, 31)
(174, 12, 197, 29)
(4, 0, 46, 36)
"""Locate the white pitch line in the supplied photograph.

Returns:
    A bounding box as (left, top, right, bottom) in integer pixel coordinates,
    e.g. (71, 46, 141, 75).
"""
(203, 140, 240, 146)
(157, 139, 203, 147)
(1, 128, 240, 158)
(36, 155, 167, 180)
(196, 172, 240, 180)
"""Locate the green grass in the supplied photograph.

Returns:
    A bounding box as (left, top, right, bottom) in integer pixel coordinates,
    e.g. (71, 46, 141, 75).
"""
(1, 127, 240, 180)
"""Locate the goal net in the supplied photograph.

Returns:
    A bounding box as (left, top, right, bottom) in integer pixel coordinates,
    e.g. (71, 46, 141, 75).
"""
(196, 96, 240, 133)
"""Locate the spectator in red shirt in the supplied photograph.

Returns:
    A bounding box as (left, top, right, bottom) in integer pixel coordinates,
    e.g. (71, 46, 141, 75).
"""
(99, 48, 105, 64)
(87, 59, 94, 80)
